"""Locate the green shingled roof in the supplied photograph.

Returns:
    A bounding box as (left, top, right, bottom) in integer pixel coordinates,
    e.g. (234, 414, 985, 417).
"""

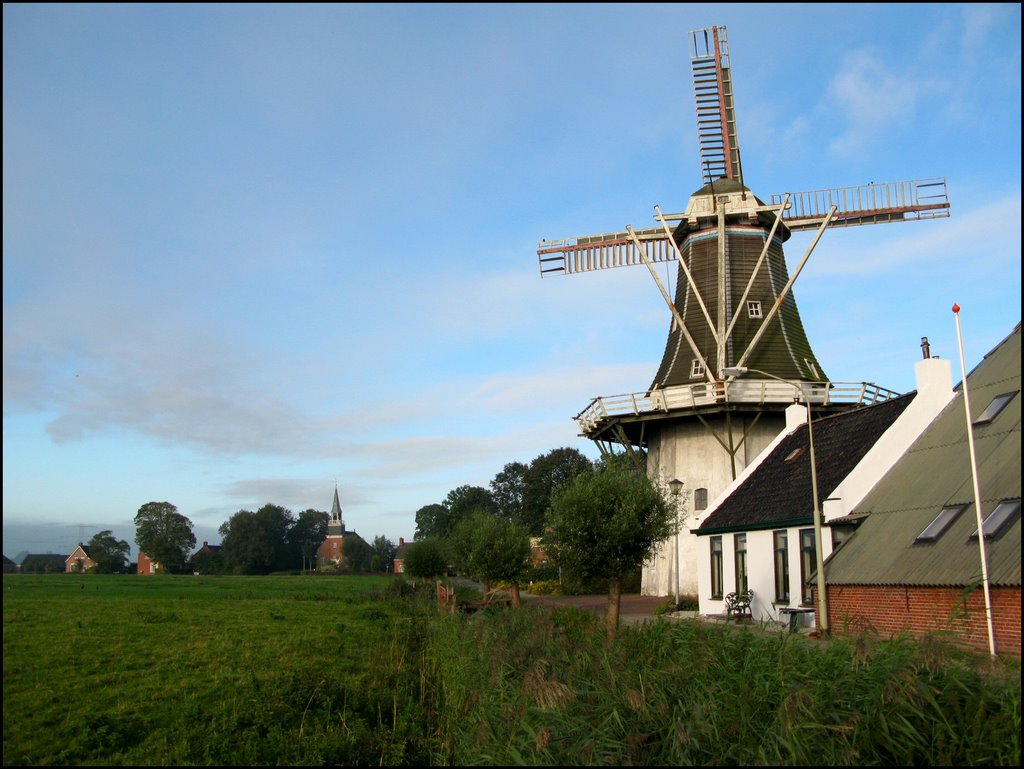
(825, 324, 1021, 588)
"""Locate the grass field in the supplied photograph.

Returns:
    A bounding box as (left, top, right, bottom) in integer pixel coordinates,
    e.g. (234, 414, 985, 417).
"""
(2, 574, 432, 765)
(3, 573, 1021, 766)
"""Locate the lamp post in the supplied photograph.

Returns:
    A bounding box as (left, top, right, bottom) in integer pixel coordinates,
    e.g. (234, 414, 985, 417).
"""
(668, 478, 684, 607)
(722, 366, 829, 634)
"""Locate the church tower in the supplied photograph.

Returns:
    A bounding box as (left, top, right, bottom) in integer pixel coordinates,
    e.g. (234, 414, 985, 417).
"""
(316, 485, 346, 567)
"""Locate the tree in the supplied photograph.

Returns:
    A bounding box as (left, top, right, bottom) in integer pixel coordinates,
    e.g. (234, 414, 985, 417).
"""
(290, 509, 328, 573)
(219, 510, 275, 574)
(134, 502, 196, 573)
(414, 503, 450, 541)
(521, 448, 593, 536)
(489, 461, 527, 524)
(444, 485, 496, 523)
(86, 530, 130, 573)
(451, 512, 531, 607)
(254, 503, 295, 572)
(549, 457, 673, 638)
(191, 547, 225, 575)
(402, 538, 448, 582)
(372, 535, 397, 573)
(343, 534, 373, 572)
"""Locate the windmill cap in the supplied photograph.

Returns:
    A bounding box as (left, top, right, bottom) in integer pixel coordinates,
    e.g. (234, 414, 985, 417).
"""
(683, 178, 792, 241)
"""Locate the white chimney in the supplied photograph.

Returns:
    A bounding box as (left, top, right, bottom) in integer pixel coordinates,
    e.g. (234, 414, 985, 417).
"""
(785, 402, 809, 431)
(914, 356, 953, 406)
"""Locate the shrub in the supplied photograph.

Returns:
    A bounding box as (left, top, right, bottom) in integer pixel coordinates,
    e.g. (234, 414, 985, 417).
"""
(526, 580, 561, 596)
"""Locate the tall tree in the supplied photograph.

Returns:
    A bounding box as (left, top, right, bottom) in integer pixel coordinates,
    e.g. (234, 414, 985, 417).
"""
(549, 457, 673, 638)
(290, 509, 328, 572)
(402, 538, 448, 583)
(342, 534, 373, 572)
(254, 503, 295, 572)
(414, 503, 450, 541)
(86, 530, 131, 573)
(372, 535, 397, 573)
(437, 485, 497, 541)
(521, 448, 593, 536)
(134, 501, 196, 573)
(219, 510, 275, 574)
(490, 461, 528, 526)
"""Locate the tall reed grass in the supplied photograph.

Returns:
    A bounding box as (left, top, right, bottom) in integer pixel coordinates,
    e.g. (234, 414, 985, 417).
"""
(422, 604, 1021, 766)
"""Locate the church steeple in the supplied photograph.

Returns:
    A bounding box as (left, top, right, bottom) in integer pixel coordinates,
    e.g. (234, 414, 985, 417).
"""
(328, 484, 345, 536)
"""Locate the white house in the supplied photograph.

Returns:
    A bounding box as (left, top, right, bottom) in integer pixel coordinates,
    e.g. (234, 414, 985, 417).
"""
(693, 356, 953, 626)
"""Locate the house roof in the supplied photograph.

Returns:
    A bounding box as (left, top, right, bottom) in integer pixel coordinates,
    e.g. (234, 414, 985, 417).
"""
(68, 544, 93, 559)
(20, 553, 68, 566)
(825, 324, 1021, 588)
(698, 392, 917, 534)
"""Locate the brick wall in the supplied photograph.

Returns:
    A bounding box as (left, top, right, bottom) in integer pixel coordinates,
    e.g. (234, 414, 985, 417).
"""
(826, 584, 1021, 656)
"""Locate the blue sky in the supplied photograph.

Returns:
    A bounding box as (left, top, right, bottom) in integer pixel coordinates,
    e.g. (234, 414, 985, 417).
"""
(4, 3, 1020, 557)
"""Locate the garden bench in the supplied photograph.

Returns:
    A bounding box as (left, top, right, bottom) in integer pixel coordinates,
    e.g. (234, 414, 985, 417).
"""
(724, 589, 753, 620)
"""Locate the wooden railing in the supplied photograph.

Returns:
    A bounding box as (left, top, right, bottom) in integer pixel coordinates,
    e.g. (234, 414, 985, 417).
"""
(574, 379, 900, 434)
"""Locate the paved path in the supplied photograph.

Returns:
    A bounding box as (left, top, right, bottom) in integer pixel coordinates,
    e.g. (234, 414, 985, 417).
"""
(450, 578, 668, 626)
(519, 590, 668, 626)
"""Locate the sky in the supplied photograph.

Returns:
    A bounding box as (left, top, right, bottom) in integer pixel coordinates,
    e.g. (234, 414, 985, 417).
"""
(3, 3, 1021, 558)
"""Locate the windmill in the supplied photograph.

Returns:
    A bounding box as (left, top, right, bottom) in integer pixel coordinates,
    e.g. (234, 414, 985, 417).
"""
(537, 25, 949, 597)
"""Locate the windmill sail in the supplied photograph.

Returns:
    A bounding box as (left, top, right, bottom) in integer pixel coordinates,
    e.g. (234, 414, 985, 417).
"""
(774, 178, 950, 231)
(691, 25, 741, 186)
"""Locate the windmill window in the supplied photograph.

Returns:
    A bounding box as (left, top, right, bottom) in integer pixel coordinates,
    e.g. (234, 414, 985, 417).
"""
(973, 391, 1017, 425)
(694, 487, 709, 511)
(747, 301, 762, 319)
(970, 499, 1021, 540)
(804, 359, 821, 379)
(690, 359, 705, 378)
(915, 504, 967, 543)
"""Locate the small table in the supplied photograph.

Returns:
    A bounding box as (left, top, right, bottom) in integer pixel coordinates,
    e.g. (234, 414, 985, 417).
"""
(778, 607, 815, 633)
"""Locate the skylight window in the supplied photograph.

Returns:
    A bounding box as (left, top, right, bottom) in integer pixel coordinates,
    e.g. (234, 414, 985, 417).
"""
(970, 499, 1021, 540)
(915, 504, 966, 543)
(973, 391, 1017, 425)
(784, 447, 806, 464)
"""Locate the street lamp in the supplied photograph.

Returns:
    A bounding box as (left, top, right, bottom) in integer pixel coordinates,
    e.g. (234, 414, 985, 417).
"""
(668, 479, 684, 607)
(721, 366, 829, 634)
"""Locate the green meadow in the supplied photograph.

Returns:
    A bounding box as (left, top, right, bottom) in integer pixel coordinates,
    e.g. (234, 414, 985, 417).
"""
(3, 574, 1020, 766)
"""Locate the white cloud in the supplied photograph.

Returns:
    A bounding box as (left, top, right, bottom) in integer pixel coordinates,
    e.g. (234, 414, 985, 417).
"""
(825, 50, 941, 158)
(807, 192, 1021, 276)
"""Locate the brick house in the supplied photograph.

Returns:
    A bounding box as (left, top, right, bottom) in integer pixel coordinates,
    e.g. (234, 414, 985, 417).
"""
(137, 551, 161, 575)
(824, 324, 1020, 656)
(393, 537, 411, 574)
(65, 544, 98, 573)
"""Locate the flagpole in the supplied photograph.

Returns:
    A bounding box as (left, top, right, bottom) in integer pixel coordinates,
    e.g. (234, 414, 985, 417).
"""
(952, 303, 997, 656)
